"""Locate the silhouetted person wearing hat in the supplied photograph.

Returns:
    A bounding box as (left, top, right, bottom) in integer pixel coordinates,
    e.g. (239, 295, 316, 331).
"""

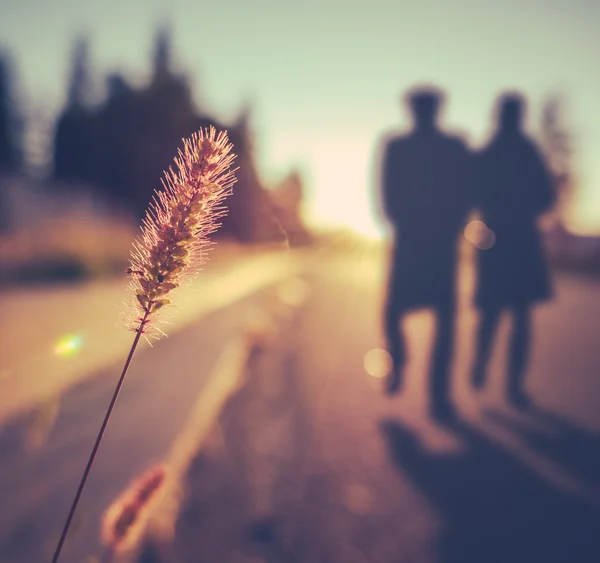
(471, 93, 555, 408)
(380, 87, 471, 421)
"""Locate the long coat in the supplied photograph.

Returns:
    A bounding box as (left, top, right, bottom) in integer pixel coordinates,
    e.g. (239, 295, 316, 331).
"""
(474, 131, 555, 309)
(381, 129, 472, 312)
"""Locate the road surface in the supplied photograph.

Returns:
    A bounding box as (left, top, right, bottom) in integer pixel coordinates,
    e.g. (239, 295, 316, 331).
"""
(1, 235, 600, 563)
(156, 236, 600, 563)
(0, 244, 300, 563)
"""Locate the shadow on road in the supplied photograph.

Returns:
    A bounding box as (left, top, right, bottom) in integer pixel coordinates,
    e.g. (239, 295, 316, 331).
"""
(0, 288, 258, 563)
(484, 406, 600, 488)
(161, 295, 314, 563)
(380, 416, 600, 563)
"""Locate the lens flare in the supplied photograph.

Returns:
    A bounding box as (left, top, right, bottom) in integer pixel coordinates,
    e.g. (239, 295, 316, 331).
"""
(53, 334, 83, 357)
(363, 348, 392, 378)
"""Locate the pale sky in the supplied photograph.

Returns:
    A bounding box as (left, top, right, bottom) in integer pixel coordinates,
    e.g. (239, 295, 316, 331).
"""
(1, 0, 599, 234)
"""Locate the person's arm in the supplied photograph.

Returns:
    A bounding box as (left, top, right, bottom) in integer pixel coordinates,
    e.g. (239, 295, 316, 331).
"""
(380, 140, 401, 225)
(530, 143, 556, 214)
(462, 146, 479, 220)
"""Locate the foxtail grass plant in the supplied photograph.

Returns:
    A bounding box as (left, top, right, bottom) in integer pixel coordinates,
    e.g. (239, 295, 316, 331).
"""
(100, 465, 167, 562)
(51, 127, 237, 563)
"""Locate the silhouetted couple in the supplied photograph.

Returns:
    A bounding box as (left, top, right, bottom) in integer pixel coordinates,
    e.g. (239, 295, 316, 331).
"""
(381, 87, 555, 422)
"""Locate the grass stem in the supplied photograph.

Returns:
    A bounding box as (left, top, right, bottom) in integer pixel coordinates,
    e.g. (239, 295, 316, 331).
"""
(51, 311, 149, 563)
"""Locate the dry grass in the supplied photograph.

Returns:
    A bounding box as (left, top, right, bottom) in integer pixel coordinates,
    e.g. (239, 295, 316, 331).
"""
(0, 211, 137, 284)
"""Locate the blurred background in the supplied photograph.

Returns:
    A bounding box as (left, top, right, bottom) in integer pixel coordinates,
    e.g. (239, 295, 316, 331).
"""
(0, 1, 599, 562)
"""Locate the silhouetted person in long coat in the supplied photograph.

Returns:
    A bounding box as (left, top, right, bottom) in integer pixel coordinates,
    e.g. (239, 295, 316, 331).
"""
(471, 93, 555, 408)
(381, 87, 471, 421)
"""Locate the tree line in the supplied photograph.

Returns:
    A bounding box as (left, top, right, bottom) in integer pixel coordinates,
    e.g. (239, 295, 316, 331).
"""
(0, 28, 310, 245)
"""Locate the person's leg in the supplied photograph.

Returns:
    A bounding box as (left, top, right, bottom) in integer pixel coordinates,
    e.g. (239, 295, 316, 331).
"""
(471, 307, 502, 390)
(384, 301, 406, 394)
(430, 301, 457, 420)
(507, 305, 532, 408)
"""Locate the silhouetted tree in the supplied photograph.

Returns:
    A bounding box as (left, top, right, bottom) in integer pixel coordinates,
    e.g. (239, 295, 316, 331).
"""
(152, 24, 172, 83)
(49, 26, 307, 243)
(53, 37, 96, 182)
(122, 26, 201, 216)
(219, 105, 284, 242)
(539, 95, 574, 230)
(67, 36, 91, 108)
(270, 168, 312, 245)
(93, 73, 140, 207)
(0, 50, 22, 173)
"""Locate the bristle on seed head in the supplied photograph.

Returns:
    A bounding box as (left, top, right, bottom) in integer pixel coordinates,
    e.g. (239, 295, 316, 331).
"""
(126, 127, 237, 334)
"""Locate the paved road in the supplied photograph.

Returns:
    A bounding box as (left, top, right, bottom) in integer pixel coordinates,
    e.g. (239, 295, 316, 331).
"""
(0, 247, 302, 563)
(2, 235, 600, 563)
(160, 235, 600, 563)
(0, 243, 295, 423)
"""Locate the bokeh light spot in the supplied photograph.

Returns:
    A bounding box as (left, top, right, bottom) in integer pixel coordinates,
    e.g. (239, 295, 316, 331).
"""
(54, 334, 83, 357)
(277, 277, 311, 308)
(464, 220, 496, 250)
(345, 483, 374, 514)
(363, 348, 391, 378)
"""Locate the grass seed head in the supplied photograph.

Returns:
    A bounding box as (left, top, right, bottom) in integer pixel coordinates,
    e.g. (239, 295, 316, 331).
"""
(127, 126, 237, 334)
